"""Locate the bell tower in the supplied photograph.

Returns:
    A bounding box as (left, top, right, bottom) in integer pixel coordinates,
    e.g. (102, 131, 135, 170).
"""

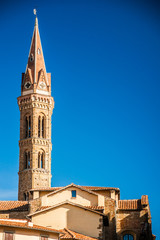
(17, 14, 54, 201)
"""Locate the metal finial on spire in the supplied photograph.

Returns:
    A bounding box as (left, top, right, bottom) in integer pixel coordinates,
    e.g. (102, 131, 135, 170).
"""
(33, 9, 37, 16)
(33, 9, 38, 26)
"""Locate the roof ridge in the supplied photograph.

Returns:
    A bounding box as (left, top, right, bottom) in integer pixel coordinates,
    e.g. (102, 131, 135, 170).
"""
(0, 219, 60, 233)
(64, 228, 75, 238)
(67, 229, 98, 240)
(119, 199, 140, 201)
(81, 186, 120, 191)
(46, 184, 98, 198)
(28, 201, 105, 217)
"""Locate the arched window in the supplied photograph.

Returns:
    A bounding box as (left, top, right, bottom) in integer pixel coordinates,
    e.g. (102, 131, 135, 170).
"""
(25, 117, 28, 138)
(41, 152, 43, 168)
(25, 115, 31, 138)
(24, 192, 29, 201)
(38, 116, 41, 137)
(26, 192, 29, 201)
(38, 152, 40, 168)
(28, 116, 31, 137)
(28, 152, 30, 168)
(38, 114, 45, 138)
(38, 151, 45, 169)
(24, 151, 31, 169)
(25, 152, 28, 169)
(24, 193, 26, 200)
(42, 116, 44, 138)
(123, 234, 134, 240)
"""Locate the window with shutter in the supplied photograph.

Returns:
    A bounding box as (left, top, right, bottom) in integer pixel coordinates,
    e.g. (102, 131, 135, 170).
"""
(5, 232, 13, 240)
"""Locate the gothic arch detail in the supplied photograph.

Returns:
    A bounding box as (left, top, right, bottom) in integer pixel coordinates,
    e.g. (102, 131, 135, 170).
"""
(121, 231, 136, 240)
(38, 149, 45, 169)
(38, 113, 46, 138)
(24, 150, 31, 169)
(24, 113, 31, 138)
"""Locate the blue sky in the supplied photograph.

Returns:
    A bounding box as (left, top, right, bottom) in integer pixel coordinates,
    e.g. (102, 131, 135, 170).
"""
(0, 0, 160, 237)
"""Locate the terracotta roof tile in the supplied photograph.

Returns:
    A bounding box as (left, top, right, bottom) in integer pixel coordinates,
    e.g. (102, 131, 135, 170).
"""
(84, 206, 104, 211)
(0, 219, 59, 234)
(30, 185, 120, 192)
(38, 205, 104, 212)
(0, 201, 29, 212)
(37, 206, 51, 211)
(118, 200, 142, 210)
(81, 186, 120, 191)
(46, 184, 98, 197)
(30, 187, 61, 192)
(28, 201, 105, 217)
(60, 228, 97, 240)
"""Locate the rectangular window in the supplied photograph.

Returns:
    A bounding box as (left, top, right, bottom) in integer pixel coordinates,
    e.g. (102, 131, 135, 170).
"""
(71, 190, 76, 198)
(5, 232, 13, 240)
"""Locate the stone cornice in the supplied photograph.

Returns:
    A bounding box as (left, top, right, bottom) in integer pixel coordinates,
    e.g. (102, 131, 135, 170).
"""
(17, 94, 54, 111)
(18, 169, 51, 175)
(19, 138, 52, 146)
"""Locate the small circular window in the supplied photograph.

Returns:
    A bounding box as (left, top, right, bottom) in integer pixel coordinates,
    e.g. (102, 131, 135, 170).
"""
(37, 48, 41, 55)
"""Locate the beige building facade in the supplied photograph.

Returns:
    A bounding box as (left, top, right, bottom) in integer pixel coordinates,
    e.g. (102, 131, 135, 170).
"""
(0, 219, 59, 240)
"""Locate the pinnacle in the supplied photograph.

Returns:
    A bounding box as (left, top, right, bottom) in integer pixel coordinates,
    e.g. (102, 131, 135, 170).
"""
(21, 16, 51, 96)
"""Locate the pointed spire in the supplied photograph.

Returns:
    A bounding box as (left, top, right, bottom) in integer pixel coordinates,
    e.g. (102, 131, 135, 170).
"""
(21, 11, 51, 96)
(35, 16, 38, 26)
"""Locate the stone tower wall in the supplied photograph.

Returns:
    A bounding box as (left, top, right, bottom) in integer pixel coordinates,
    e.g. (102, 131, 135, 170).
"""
(18, 95, 54, 200)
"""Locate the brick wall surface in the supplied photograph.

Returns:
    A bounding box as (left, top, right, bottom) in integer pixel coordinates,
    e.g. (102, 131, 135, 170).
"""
(116, 197, 153, 240)
(104, 197, 116, 240)
(29, 198, 41, 214)
(17, 94, 54, 200)
(0, 211, 29, 219)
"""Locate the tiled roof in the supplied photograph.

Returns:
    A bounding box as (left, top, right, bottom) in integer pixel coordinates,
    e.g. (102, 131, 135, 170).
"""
(47, 184, 98, 197)
(85, 206, 104, 211)
(37, 206, 51, 211)
(0, 201, 29, 212)
(0, 219, 60, 234)
(38, 205, 104, 212)
(118, 200, 142, 210)
(30, 187, 61, 192)
(30, 185, 120, 192)
(60, 228, 97, 240)
(28, 201, 105, 217)
(81, 186, 120, 191)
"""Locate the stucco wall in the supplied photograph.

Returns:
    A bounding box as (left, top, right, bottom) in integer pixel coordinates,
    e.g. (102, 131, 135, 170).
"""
(0, 226, 58, 240)
(16, 229, 58, 240)
(41, 187, 98, 207)
(0, 229, 3, 240)
(32, 203, 102, 238)
(66, 204, 101, 238)
(32, 206, 68, 229)
(93, 190, 111, 198)
(98, 194, 105, 206)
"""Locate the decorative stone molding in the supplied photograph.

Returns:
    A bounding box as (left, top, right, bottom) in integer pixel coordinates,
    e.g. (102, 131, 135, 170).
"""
(17, 94, 54, 110)
(19, 138, 51, 146)
(19, 169, 50, 174)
